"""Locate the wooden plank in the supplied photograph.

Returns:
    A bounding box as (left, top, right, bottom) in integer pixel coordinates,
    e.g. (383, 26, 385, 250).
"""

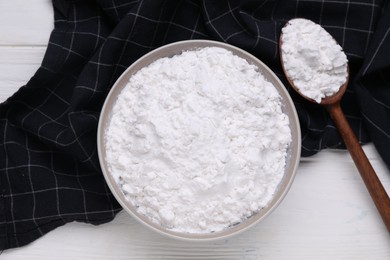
(2, 145, 390, 259)
(0, 47, 46, 102)
(1, 1, 390, 259)
(0, 0, 53, 46)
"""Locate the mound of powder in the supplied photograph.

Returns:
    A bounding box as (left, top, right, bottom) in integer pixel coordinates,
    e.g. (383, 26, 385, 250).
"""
(281, 18, 348, 103)
(104, 46, 292, 233)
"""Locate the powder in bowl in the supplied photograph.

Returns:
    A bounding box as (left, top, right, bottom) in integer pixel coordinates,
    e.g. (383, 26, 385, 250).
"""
(104, 46, 292, 234)
(280, 18, 348, 103)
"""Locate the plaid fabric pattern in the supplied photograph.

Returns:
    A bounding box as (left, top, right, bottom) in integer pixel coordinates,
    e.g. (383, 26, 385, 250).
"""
(1, 0, 390, 250)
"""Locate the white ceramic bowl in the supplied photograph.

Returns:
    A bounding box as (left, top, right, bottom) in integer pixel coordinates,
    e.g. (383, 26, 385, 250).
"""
(97, 40, 301, 241)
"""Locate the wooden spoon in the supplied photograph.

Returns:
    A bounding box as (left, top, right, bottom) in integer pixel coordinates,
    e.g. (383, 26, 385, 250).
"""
(279, 20, 390, 232)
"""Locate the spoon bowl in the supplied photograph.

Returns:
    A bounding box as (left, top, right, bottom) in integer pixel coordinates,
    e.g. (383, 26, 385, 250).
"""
(279, 31, 350, 106)
(280, 18, 390, 233)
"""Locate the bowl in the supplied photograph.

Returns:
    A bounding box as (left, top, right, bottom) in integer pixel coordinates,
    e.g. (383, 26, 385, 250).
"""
(97, 40, 301, 241)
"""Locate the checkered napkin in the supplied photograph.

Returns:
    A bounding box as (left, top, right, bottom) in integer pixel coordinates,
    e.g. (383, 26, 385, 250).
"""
(1, 0, 390, 250)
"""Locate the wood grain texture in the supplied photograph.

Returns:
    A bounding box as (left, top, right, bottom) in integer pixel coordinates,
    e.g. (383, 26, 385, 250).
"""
(2, 150, 390, 259)
(1, 1, 389, 259)
(326, 102, 390, 233)
(0, 0, 53, 46)
(0, 47, 46, 102)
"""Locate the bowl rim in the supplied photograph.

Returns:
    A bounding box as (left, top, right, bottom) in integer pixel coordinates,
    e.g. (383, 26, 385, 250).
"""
(97, 39, 301, 241)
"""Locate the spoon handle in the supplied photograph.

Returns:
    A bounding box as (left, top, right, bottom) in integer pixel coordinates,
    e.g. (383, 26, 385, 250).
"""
(326, 103, 390, 232)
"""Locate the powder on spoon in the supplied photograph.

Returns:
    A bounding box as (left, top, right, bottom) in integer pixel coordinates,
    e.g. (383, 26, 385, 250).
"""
(104, 46, 292, 233)
(280, 18, 348, 103)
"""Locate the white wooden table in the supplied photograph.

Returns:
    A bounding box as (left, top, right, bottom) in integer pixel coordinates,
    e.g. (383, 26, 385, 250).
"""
(1, 1, 389, 259)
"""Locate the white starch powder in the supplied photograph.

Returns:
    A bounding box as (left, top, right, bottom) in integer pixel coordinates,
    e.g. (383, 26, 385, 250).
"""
(105, 47, 292, 233)
(281, 18, 348, 103)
